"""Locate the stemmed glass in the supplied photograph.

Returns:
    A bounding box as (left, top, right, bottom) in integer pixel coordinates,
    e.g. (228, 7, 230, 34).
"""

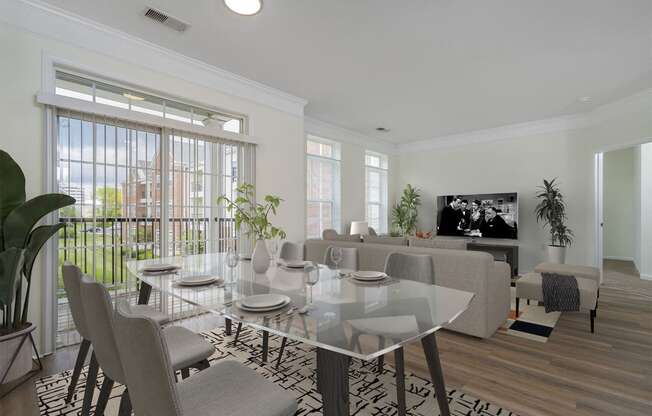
(330, 247, 343, 273)
(304, 268, 320, 310)
(226, 247, 239, 285)
(268, 239, 279, 265)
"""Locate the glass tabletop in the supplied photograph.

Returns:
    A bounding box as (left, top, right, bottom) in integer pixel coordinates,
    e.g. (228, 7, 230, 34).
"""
(127, 253, 474, 361)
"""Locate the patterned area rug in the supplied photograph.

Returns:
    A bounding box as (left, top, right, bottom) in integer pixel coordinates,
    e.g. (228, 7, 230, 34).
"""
(499, 288, 561, 343)
(35, 327, 518, 415)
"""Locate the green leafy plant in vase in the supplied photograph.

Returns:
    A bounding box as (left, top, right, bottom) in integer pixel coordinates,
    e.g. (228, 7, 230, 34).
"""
(534, 178, 574, 264)
(217, 183, 286, 273)
(391, 184, 421, 236)
(0, 150, 75, 384)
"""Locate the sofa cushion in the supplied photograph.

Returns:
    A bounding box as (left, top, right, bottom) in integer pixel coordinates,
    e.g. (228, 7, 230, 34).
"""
(408, 237, 467, 251)
(363, 235, 408, 246)
(326, 234, 362, 242)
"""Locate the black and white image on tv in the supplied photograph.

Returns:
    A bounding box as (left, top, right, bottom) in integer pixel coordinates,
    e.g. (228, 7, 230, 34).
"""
(436, 193, 518, 239)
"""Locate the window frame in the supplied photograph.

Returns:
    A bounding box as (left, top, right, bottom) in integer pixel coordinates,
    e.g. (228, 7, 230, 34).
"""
(365, 150, 389, 234)
(306, 135, 342, 238)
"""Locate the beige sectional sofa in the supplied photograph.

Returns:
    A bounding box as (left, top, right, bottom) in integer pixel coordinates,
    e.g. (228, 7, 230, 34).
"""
(304, 239, 511, 339)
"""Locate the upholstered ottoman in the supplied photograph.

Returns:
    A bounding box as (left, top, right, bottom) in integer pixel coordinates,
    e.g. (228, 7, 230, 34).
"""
(516, 272, 598, 333)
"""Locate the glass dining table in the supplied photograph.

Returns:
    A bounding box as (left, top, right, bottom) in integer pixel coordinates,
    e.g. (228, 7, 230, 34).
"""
(127, 253, 474, 416)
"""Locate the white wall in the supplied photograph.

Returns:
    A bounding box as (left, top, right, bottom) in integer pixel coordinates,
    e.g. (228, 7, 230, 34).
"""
(0, 20, 306, 352)
(640, 143, 652, 280)
(633, 145, 642, 272)
(603, 147, 636, 260)
(395, 91, 652, 274)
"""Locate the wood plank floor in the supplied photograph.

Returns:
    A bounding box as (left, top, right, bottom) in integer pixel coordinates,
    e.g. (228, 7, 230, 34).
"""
(1, 260, 650, 416)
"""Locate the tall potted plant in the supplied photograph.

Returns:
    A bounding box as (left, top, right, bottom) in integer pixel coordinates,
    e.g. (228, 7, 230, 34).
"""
(217, 183, 286, 273)
(535, 178, 574, 264)
(391, 184, 421, 236)
(0, 150, 75, 386)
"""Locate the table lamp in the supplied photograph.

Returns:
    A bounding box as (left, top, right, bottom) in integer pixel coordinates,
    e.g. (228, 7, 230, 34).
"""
(350, 221, 369, 236)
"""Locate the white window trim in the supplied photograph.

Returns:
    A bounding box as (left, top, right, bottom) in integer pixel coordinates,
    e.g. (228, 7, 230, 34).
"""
(306, 135, 342, 238)
(365, 151, 389, 234)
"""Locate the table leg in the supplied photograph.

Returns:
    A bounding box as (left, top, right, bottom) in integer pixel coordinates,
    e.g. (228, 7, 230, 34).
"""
(316, 348, 351, 416)
(421, 333, 450, 416)
(262, 330, 269, 362)
(137, 282, 152, 305)
(225, 318, 232, 336)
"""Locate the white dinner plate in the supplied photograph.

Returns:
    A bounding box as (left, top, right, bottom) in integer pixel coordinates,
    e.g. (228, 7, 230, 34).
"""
(236, 297, 291, 312)
(280, 260, 309, 269)
(352, 271, 387, 281)
(177, 275, 219, 286)
(239, 294, 291, 309)
(141, 264, 180, 273)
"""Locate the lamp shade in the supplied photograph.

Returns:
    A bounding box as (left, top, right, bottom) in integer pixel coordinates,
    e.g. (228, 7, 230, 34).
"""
(350, 221, 369, 236)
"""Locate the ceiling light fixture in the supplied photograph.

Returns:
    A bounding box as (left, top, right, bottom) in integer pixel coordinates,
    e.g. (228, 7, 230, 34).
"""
(123, 93, 145, 101)
(376, 127, 390, 132)
(579, 96, 592, 103)
(224, 0, 262, 16)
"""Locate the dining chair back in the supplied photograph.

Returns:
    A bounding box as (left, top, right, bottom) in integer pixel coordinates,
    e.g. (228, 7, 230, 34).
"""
(79, 279, 126, 384)
(384, 252, 435, 285)
(279, 241, 302, 261)
(368, 227, 378, 236)
(113, 301, 179, 416)
(324, 246, 358, 270)
(322, 229, 338, 240)
(61, 263, 91, 341)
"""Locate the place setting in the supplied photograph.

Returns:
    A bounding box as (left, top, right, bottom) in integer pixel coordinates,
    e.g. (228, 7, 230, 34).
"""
(139, 263, 181, 275)
(340, 270, 399, 286)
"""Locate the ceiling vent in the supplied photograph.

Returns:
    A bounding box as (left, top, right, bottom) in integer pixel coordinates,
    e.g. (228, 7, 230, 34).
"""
(144, 7, 189, 32)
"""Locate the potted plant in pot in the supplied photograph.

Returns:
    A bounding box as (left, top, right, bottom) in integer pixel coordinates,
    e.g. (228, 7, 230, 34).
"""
(217, 183, 286, 273)
(535, 178, 574, 264)
(391, 184, 421, 236)
(0, 150, 75, 389)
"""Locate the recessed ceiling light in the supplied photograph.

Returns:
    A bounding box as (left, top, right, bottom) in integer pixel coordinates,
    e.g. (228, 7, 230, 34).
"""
(579, 96, 592, 103)
(224, 0, 262, 16)
(123, 93, 145, 101)
(376, 127, 390, 132)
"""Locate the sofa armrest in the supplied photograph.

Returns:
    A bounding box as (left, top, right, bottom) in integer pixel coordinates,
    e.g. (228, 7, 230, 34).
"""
(484, 261, 511, 336)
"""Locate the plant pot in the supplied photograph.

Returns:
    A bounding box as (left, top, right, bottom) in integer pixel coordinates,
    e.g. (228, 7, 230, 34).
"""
(252, 239, 270, 273)
(547, 245, 567, 264)
(1, 323, 36, 385)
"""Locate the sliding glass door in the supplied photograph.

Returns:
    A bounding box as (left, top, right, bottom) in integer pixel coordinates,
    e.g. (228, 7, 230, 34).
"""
(56, 112, 246, 347)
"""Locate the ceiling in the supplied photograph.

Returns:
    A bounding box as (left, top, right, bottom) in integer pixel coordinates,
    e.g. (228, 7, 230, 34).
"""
(40, 0, 652, 143)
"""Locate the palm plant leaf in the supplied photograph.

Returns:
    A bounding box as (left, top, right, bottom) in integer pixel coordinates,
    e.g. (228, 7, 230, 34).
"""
(3, 194, 75, 249)
(0, 151, 26, 251)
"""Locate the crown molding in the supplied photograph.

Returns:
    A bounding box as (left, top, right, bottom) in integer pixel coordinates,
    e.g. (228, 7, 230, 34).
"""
(304, 116, 398, 154)
(1, 0, 307, 116)
(397, 89, 652, 154)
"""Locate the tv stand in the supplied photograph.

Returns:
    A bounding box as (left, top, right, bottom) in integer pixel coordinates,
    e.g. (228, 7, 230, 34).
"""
(467, 241, 519, 277)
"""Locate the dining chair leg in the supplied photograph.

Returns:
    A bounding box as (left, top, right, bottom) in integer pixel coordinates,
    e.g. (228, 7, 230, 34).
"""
(117, 389, 132, 416)
(234, 322, 243, 344)
(224, 317, 232, 335)
(81, 352, 99, 416)
(376, 337, 385, 374)
(194, 359, 210, 371)
(275, 337, 288, 369)
(95, 376, 115, 416)
(181, 368, 190, 379)
(394, 347, 406, 416)
(66, 338, 91, 403)
(262, 330, 269, 363)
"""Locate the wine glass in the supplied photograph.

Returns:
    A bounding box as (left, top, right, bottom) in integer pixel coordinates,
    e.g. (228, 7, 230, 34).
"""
(330, 247, 343, 272)
(268, 239, 279, 265)
(305, 268, 320, 310)
(226, 247, 239, 285)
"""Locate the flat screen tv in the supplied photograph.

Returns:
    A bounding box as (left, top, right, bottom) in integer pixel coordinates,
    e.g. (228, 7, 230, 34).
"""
(436, 192, 518, 239)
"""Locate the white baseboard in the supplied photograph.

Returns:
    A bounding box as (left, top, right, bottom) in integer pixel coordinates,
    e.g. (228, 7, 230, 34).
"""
(641, 273, 652, 281)
(603, 256, 635, 261)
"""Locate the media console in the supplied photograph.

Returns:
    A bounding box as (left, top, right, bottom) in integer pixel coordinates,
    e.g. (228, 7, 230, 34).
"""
(467, 241, 519, 277)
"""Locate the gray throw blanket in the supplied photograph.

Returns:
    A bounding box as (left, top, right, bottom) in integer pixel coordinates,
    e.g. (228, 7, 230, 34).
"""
(541, 272, 580, 313)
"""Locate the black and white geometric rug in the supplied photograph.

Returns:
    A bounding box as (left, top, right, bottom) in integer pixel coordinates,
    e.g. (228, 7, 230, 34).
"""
(35, 327, 518, 415)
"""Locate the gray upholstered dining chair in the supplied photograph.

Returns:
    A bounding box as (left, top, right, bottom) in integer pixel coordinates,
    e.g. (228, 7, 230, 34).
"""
(279, 241, 303, 261)
(113, 301, 298, 416)
(384, 252, 435, 285)
(322, 228, 338, 239)
(368, 226, 378, 236)
(324, 246, 359, 270)
(61, 263, 171, 414)
(79, 279, 216, 415)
